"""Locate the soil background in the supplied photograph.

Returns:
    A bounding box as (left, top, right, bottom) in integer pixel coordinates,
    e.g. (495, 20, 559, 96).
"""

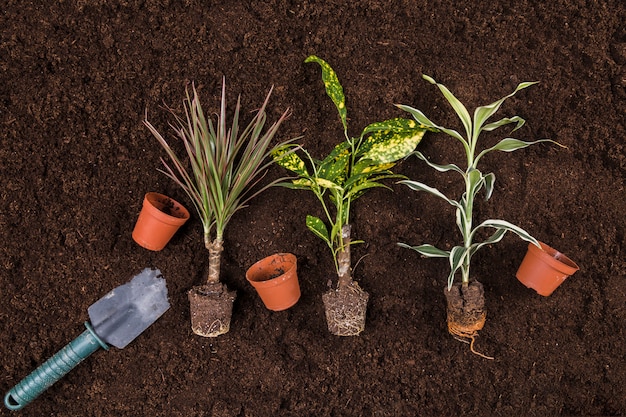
(1, 1, 625, 416)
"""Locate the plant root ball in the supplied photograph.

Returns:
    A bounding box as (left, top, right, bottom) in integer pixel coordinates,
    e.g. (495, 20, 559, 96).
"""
(444, 281, 493, 359)
(322, 281, 369, 336)
(188, 283, 237, 337)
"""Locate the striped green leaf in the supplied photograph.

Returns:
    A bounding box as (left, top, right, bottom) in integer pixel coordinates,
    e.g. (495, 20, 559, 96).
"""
(471, 219, 539, 246)
(398, 243, 450, 258)
(473, 81, 538, 135)
(474, 138, 556, 165)
(422, 74, 472, 142)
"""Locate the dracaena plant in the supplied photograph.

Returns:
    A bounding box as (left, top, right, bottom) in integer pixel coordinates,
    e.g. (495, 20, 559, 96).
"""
(144, 80, 292, 287)
(273, 56, 430, 290)
(397, 74, 559, 290)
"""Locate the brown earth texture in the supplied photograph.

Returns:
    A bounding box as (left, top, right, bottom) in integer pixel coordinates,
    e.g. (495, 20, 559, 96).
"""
(1, 1, 625, 416)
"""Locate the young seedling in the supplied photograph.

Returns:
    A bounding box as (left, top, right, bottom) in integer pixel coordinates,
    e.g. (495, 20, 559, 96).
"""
(397, 75, 560, 357)
(273, 56, 431, 336)
(145, 79, 294, 337)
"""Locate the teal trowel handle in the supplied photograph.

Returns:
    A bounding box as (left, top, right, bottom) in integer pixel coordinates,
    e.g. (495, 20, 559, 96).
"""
(4, 322, 108, 411)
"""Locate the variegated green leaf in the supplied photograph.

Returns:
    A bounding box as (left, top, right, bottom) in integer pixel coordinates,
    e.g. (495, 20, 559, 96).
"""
(473, 81, 538, 135)
(397, 104, 469, 154)
(447, 246, 468, 289)
(398, 242, 450, 258)
(275, 180, 312, 191)
(351, 160, 395, 175)
(347, 181, 389, 199)
(471, 219, 539, 246)
(455, 206, 467, 238)
(318, 142, 349, 183)
(483, 172, 496, 200)
(474, 138, 557, 165)
(359, 128, 427, 165)
(361, 117, 433, 137)
(305, 55, 347, 132)
(481, 115, 526, 133)
(467, 168, 485, 201)
(422, 74, 472, 142)
(292, 178, 313, 187)
(468, 228, 507, 258)
(413, 151, 463, 175)
(342, 170, 396, 192)
(315, 177, 344, 191)
(306, 215, 330, 244)
(399, 180, 462, 210)
(271, 145, 308, 176)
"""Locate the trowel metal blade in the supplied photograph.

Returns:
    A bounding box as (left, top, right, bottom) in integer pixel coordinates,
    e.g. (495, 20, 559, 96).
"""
(87, 268, 170, 349)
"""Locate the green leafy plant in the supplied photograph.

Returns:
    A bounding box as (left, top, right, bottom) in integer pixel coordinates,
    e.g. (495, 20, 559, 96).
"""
(144, 80, 293, 335)
(397, 74, 558, 290)
(273, 56, 431, 335)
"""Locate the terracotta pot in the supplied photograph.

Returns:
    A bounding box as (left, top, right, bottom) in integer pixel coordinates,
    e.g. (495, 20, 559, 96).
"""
(132, 192, 190, 251)
(516, 241, 579, 296)
(246, 253, 300, 311)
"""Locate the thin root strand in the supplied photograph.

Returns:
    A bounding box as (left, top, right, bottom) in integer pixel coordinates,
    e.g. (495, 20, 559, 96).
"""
(448, 321, 494, 360)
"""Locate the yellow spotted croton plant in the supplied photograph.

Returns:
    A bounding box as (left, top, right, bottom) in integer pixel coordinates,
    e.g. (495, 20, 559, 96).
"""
(272, 55, 434, 289)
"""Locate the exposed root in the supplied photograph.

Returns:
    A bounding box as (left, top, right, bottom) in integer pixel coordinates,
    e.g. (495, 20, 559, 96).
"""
(448, 318, 494, 360)
(444, 281, 494, 360)
(188, 283, 236, 338)
(322, 281, 369, 336)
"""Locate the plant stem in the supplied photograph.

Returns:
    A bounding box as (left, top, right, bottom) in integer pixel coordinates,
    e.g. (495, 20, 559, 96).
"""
(336, 224, 352, 289)
(462, 174, 473, 285)
(205, 237, 224, 285)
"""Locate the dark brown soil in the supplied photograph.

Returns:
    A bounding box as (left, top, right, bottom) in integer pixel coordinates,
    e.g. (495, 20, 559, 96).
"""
(1, 1, 625, 416)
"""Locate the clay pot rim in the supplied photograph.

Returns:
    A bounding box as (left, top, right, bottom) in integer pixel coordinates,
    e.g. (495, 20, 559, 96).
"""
(246, 253, 297, 288)
(529, 241, 579, 274)
(145, 192, 190, 225)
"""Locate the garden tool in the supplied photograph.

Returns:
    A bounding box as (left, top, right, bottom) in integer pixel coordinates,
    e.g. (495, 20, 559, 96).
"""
(4, 268, 170, 411)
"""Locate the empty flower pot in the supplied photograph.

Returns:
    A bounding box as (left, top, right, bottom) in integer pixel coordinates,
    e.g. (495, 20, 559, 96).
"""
(516, 241, 580, 296)
(246, 253, 300, 311)
(132, 192, 190, 251)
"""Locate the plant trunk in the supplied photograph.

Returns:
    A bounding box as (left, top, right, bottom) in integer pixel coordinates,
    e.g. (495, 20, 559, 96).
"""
(322, 224, 369, 336)
(444, 280, 493, 359)
(188, 237, 236, 337)
(206, 237, 223, 285)
(336, 224, 352, 289)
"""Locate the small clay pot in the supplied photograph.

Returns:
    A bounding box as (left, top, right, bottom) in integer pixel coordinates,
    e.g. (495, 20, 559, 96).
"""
(246, 253, 300, 311)
(516, 241, 579, 296)
(132, 192, 190, 251)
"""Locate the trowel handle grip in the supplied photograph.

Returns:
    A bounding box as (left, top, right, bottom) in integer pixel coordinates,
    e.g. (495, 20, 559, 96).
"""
(4, 322, 108, 411)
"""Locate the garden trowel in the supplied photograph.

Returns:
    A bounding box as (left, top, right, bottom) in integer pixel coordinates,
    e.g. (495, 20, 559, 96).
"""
(4, 268, 170, 411)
